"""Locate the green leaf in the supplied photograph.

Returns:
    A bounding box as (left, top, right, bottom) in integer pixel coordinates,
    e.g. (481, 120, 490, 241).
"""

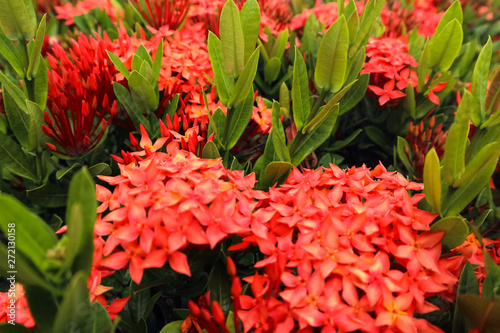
(113, 82, 149, 132)
(0, 194, 57, 267)
(27, 182, 67, 208)
(53, 272, 92, 333)
(264, 56, 281, 82)
(344, 47, 365, 85)
(0, 70, 28, 111)
(434, 0, 463, 38)
(208, 32, 234, 105)
(88, 162, 112, 177)
(202, 140, 221, 159)
(364, 125, 391, 148)
(159, 321, 183, 333)
(64, 167, 97, 276)
(34, 59, 48, 111)
(230, 156, 244, 171)
(349, 0, 385, 57)
(26, 100, 44, 152)
(303, 103, 339, 135)
(300, 14, 320, 55)
(430, 216, 468, 251)
(0, 131, 37, 180)
(397, 136, 416, 174)
(208, 259, 232, 315)
(220, 0, 245, 77)
(346, 8, 359, 44)
(261, 161, 293, 189)
(402, 83, 416, 119)
(240, 0, 260, 64)
(271, 100, 286, 143)
(290, 106, 338, 166)
(423, 148, 442, 214)
(428, 19, 463, 72)
(89, 302, 113, 332)
(26, 14, 46, 79)
(151, 39, 163, 84)
(452, 262, 480, 333)
(483, 256, 500, 299)
(292, 47, 310, 131)
(443, 90, 472, 185)
(486, 65, 500, 115)
(339, 73, 369, 115)
(23, 285, 58, 332)
(471, 37, 492, 125)
(135, 44, 152, 66)
(0, 28, 24, 77)
(227, 46, 260, 108)
(458, 295, 500, 333)
(443, 156, 497, 216)
(226, 87, 254, 150)
(328, 128, 362, 151)
(3, 87, 29, 148)
(314, 15, 349, 93)
(0, 0, 37, 40)
(107, 50, 130, 80)
(270, 28, 289, 59)
(212, 107, 227, 145)
(129, 70, 158, 112)
(453, 142, 500, 187)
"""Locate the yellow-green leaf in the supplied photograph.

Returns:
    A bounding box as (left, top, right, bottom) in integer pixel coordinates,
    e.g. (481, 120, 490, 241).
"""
(423, 148, 442, 214)
(220, 0, 245, 77)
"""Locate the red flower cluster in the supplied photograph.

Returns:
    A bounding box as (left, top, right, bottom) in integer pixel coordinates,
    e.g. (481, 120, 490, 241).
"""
(95, 145, 261, 283)
(43, 33, 117, 156)
(225, 164, 460, 332)
(129, 0, 191, 30)
(362, 37, 418, 106)
(0, 284, 34, 328)
(55, 0, 121, 25)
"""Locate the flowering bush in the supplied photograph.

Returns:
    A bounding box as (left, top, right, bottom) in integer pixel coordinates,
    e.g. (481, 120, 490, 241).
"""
(1, 0, 500, 332)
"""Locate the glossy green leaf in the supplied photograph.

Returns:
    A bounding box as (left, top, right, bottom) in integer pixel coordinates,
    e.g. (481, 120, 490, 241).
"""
(139, 59, 153, 84)
(270, 29, 289, 59)
(300, 14, 320, 55)
(208, 32, 233, 105)
(34, 59, 48, 110)
(402, 83, 416, 119)
(471, 37, 492, 125)
(339, 73, 369, 115)
(434, 0, 463, 38)
(328, 128, 362, 151)
(452, 262, 479, 333)
(208, 259, 232, 314)
(349, 0, 385, 57)
(423, 148, 442, 214)
(226, 87, 254, 150)
(303, 103, 339, 135)
(314, 15, 349, 93)
(0, 194, 57, 266)
(227, 46, 260, 108)
(0, 70, 28, 110)
(89, 302, 113, 332)
(458, 295, 500, 333)
(290, 106, 338, 166)
(345, 47, 365, 86)
(220, 0, 245, 77)
(23, 285, 58, 332)
(151, 39, 163, 84)
(212, 107, 227, 145)
(240, 0, 260, 63)
(129, 70, 158, 112)
(0, 131, 37, 180)
(88, 162, 112, 177)
(261, 161, 293, 189)
(53, 272, 92, 333)
(486, 65, 500, 116)
(107, 50, 130, 79)
(3, 87, 29, 148)
(0, 0, 37, 40)
(113, 82, 149, 132)
(26, 14, 46, 79)
(483, 255, 500, 299)
(292, 47, 310, 131)
(428, 19, 463, 72)
(27, 182, 67, 208)
(397, 136, 416, 174)
(346, 8, 359, 44)
(444, 156, 497, 216)
(443, 90, 472, 185)
(271, 126, 291, 163)
(64, 167, 97, 276)
(453, 142, 500, 187)
(0, 28, 24, 77)
(264, 56, 281, 82)
(364, 125, 391, 148)
(417, 40, 431, 92)
(202, 140, 221, 159)
(160, 321, 183, 333)
(26, 100, 44, 152)
(430, 216, 468, 251)
(322, 79, 357, 115)
(279, 82, 290, 114)
(135, 44, 152, 66)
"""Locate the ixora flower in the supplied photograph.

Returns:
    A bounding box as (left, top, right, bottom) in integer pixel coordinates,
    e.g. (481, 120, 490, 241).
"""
(0, 284, 34, 328)
(129, 0, 191, 30)
(43, 33, 117, 156)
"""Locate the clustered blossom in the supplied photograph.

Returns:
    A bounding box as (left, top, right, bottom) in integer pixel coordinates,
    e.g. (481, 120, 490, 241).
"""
(224, 164, 462, 332)
(55, 0, 121, 25)
(362, 37, 418, 106)
(0, 284, 34, 328)
(43, 33, 118, 156)
(95, 144, 262, 283)
(128, 0, 191, 30)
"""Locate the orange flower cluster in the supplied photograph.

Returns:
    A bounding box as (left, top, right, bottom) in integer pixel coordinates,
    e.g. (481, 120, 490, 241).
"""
(226, 165, 460, 332)
(0, 284, 34, 328)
